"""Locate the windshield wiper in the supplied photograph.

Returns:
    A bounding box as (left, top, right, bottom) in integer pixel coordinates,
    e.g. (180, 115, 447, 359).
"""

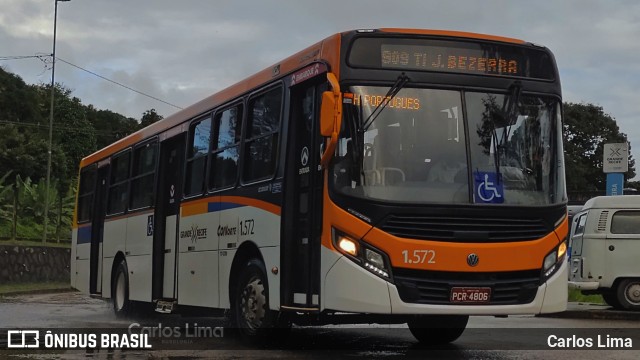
(360, 73, 410, 133)
(499, 81, 522, 146)
(491, 81, 522, 181)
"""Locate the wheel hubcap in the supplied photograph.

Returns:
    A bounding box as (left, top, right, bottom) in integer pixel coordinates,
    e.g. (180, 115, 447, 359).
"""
(240, 277, 266, 330)
(625, 283, 640, 305)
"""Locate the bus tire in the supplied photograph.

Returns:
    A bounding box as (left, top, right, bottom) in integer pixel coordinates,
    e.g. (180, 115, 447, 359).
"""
(112, 260, 132, 317)
(232, 259, 279, 341)
(407, 315, 468, 345)
(616, 278, 640, 311)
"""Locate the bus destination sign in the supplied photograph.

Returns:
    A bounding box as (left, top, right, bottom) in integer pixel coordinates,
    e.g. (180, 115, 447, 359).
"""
(381, 44, 519, 76)
(348, 37, 555, 80)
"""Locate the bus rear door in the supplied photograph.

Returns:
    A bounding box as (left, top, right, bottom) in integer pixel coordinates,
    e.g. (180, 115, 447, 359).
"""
(89, 163, 108, 295)
(152, 133, 185, 306)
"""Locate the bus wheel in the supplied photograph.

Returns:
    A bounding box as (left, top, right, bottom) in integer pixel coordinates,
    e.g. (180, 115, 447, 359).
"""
(233, 259, 278, 339)
(407, 315, 468, 345)
(112, 260, 132, 317)
(616, 278, 640, 310)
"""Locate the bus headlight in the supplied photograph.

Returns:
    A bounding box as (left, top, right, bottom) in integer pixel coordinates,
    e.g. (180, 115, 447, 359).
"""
(337, 236, 359, 257)
(332, 228, 392, 281)
(542, 240, 567, 280)
(364, 248, 390, 279)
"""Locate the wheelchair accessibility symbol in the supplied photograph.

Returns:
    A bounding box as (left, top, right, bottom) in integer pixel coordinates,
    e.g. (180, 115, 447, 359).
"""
(474, 171, 504, 203)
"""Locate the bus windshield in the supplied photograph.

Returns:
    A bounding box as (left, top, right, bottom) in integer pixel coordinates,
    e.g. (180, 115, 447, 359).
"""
(332, 86, 565, 205)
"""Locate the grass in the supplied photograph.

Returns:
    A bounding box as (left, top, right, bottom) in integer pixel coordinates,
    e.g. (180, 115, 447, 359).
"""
(0, 281, 72, 296)
(568, 288, 605, 304)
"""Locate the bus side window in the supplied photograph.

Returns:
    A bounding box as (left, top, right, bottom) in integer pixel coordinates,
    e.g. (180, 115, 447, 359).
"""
(107, 151, 131, 215)
(77, 165, 97, 222)
(185, 117, 211, 197)
(243, 86, 283, 183)
(130, 141, 157, 210)
(210, 105, 243, 190)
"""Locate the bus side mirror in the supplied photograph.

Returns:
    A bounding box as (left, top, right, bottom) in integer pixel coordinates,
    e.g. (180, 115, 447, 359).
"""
(320, 73, 342, 167)
(320, 91, 336, 137)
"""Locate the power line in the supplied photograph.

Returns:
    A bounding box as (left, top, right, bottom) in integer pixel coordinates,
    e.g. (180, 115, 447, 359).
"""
(0, 54, 184, 111)
(0, 55, 47, 61)
(56, 57, 184, 110)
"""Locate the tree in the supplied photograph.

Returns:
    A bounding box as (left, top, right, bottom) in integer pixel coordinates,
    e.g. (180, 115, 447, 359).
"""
(41, 84, 98, 192)
(0, 67, 45, 126)
(563, 102, 636, 195)
(87, 106, 140, 149)
(140, 108, 163, 128)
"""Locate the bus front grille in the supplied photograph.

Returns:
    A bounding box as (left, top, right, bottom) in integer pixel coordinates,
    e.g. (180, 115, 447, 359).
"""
(379, 214, 549, 242)
(392, 268, 540, 305)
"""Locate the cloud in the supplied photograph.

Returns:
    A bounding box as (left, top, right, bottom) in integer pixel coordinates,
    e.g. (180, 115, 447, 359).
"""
(2, 0, 640, 177)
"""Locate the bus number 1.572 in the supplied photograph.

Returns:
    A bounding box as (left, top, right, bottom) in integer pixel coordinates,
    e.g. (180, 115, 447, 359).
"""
(401, 249, 436, 264)
(240, 219, 255, 236)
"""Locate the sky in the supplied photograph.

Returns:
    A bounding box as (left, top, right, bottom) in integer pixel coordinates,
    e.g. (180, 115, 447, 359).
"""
(1, 0, 639, 177)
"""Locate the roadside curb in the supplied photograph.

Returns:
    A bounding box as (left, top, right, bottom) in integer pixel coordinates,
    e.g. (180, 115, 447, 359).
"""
(537, 302, 640, 321)
(0, 287, 76, 298)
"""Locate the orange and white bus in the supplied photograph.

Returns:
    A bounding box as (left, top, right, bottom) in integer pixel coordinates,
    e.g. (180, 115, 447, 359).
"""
(71, 28, 568, 344)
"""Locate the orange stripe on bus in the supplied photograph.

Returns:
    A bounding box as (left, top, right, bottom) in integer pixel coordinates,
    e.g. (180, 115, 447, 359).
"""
(179, 195, 281, 217)
(220, 196, 281, 216)
(181, 202, 209, 217)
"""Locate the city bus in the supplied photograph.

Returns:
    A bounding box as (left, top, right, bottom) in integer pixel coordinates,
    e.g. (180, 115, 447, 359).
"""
(71, 28, 568, 344)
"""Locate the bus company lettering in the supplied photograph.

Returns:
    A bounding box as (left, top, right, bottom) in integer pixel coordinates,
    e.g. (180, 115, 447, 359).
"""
(217, 225, 237, 238)
(291, 63, 324, 85)
(180, 225, 207, 243)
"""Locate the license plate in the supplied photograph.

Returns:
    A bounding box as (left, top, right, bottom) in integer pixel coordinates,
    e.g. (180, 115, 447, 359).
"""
(450, 287, 491, 303)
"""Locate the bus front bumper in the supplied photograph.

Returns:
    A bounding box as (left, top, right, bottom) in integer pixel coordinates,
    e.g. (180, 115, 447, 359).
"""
(323, 253, 568, 315)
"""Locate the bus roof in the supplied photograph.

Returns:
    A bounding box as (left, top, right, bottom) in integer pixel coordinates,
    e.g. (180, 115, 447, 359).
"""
(80, 28, 529, 167)
(582, 195, 640, 210)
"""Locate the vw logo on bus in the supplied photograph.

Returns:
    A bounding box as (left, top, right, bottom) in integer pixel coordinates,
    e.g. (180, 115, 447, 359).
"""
(467, 253, 479, 267)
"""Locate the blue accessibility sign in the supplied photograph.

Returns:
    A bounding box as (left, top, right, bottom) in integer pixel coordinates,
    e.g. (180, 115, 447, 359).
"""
(474, 171, 504, 204)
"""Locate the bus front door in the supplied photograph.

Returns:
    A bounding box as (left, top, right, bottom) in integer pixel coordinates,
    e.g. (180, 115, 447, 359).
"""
(152, 134, 185, 304)
(282, 80, 324, 310)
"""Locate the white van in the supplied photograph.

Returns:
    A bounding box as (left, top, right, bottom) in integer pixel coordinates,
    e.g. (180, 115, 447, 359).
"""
(568, 196, 640, 310)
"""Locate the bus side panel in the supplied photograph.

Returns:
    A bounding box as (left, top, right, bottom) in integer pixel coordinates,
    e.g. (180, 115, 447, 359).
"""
(125, 212, 154, 256)
(125, 212, 156, 302)
(127, 254, 153, 302)
(541, 260, 568, 313)
(218, 248, 236, 309)
(178, 251, 219, 307)
(178, 210, 219, 308)
(74, 226, 91, 294)
(70, 228, 78, 289)
(101, 257, 112, 299)
(319, 246, 341, 311)
(101, 218, 127, 298)
(217, 203, 281, 309)
(260, 246, 280, 311)
(323, 249, 392, 313)
(75, 260, 90, 295)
